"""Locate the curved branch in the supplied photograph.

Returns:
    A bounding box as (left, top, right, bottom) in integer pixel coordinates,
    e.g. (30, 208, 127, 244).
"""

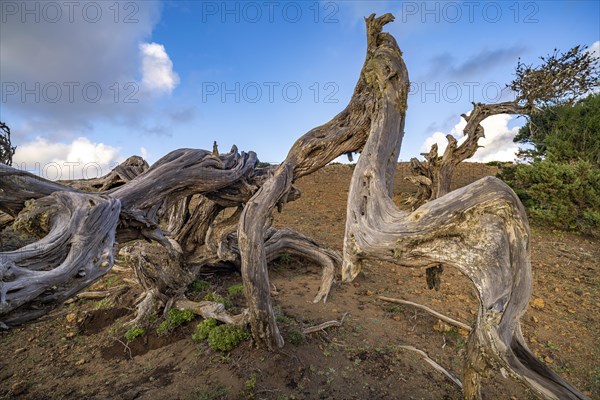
(1, 192, 120, 325)
(341, 32, 586, 400)
(238, 13, 404, 349)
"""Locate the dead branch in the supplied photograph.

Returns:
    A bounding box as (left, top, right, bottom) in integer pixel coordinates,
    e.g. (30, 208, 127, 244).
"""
(397, 345, 462, 388)
(378, 296, 471, 332)
(302, 312, 349, 334)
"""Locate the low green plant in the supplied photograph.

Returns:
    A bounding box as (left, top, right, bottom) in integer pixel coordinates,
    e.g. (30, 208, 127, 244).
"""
(245, 373, 257, 391)
(156, 308, 195, 336)
(189, 279, 211, 293)
(192, 318, 218, 341)
(275, 314, 295, 325)
(94, 297, 113, 310)
(207, 324, 249, 352)
(278, 251, 291, 264)
(227, 283, 244, 297)
(191, 383, 229, 400)
(287, 329, 305, 346)
(203, 292, 233, 309)
(124, 326, 145, 342)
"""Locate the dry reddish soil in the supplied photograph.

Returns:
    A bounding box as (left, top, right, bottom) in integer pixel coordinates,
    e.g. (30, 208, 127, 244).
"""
(1, 163, 598, 400)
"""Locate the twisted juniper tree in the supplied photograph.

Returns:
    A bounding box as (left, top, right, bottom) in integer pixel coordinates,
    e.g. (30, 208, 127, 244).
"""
(0, 122, 15, 167)
(0, 13, 589, 400)
(405, 45, 600, 207)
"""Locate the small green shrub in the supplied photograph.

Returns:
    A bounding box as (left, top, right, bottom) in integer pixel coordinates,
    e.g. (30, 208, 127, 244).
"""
(278, 251, 291, 265)
(124, 326, 145, 342)
(287, 329, 305, 346)
(192, 383, 230, 400)
(227, 284, 244, 297)
(192, 318, 218, 341)
(207, 324, 249, 352)
(156, 308, 196, 336)
(203, 292, 233, 309)
(94, 297, 113, 310)
(256, 161, 272, 169)
(189, 279, 210, 293)
(498, 160, 600, 236)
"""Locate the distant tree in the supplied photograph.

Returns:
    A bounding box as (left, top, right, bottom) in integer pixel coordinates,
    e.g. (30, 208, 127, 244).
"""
(514, 93, 600, 165)
(0, 121, 16, 166)
(407, 45, 600, 207)
(500, 93, 600, 236)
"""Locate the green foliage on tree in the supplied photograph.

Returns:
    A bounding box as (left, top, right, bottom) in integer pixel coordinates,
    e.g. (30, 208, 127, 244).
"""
(0, 121, 16, 166)
(500, 160, 600, 236)
(514, 93, 600, 165)
(501, 93, 600, 236)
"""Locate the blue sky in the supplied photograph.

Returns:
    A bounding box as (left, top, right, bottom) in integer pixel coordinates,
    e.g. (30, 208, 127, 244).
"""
(1, 1, 599, 179)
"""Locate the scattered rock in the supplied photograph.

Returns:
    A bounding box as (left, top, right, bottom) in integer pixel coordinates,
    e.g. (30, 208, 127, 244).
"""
(121, 389, 140, 400)
(531, 316, 539, 323)
(66, 313, 77, 324)
(433, 320, 452, 333)
(14, 347, 27, 354)
(11, 381, 27, 395)
(75, 358, 86, 366)
(531, 298, 545, 310)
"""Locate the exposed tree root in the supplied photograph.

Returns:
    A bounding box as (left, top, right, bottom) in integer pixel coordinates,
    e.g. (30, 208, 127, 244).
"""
(397, 345, 463, 388)
(174, 299, 248, 325)
(303, 312, 349, 334)
(378, 296, 471, 332)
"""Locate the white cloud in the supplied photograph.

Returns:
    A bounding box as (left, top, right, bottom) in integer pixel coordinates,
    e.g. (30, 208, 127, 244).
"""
(140, 147, 149, 161)
(421, 114, 522, 162)
(140, 42, 180, 94)
(588, 41, 600, 59)
(0, 2, 183, 140)
(12, 137, 123, 180)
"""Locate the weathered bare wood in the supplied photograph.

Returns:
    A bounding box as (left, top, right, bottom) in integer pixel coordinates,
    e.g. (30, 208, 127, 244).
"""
(0, 192, 120, 325)
(379, 296, 471, 332)
(0, 148, 258, 325)
(0, 164, 79, 217)
(238, 13, 401, 349)
(302, 312, 348, 334)
(340, 20, 586, 399)
(174, 299, 248, 325)
(0, 212, 13, 230)
(1, 144, 341, 328)
(65, 155, 149, 192)
(397, 345, 463, 388)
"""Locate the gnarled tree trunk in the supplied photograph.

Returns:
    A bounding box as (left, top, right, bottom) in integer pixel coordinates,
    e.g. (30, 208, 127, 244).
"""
(407, 102, 531, 207)
(338, 17, 586, 400)
(237, 13, 398, 349)
(1, 146, 339, 327)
